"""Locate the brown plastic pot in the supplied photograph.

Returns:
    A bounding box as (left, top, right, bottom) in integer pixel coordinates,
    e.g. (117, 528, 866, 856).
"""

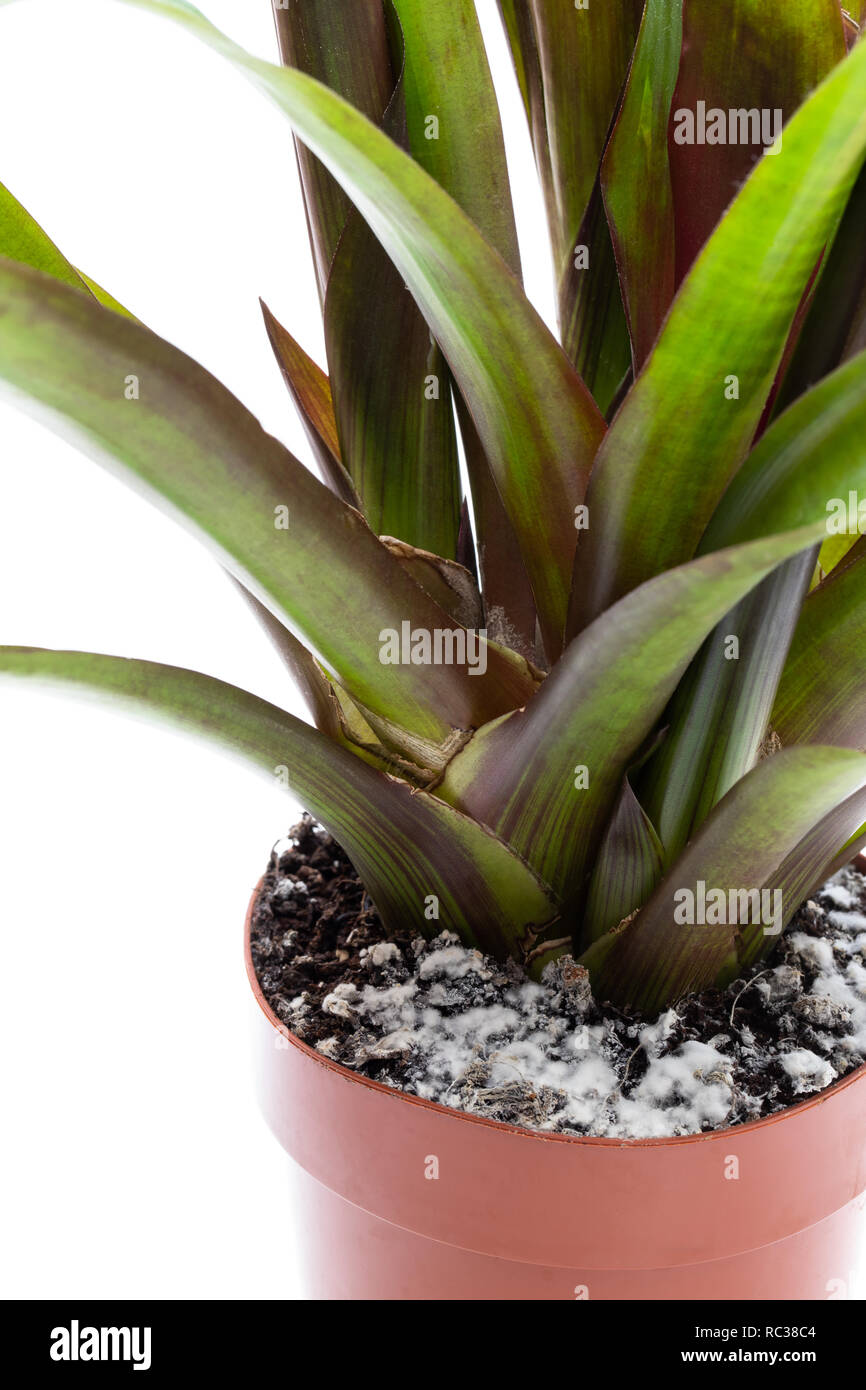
(245, 880, 866, 1300)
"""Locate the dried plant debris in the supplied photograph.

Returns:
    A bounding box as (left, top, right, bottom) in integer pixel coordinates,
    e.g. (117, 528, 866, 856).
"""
(251, 819, 866, 1140)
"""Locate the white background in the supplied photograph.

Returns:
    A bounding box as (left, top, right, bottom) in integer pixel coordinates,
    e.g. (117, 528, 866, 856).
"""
(3, 0, 862, 1305)
(0, 0, 554, 1298)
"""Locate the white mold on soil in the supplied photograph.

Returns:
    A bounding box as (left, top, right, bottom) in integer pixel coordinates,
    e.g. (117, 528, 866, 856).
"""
(325, 878, 866, 1137)
(253, 824, 866, 1139)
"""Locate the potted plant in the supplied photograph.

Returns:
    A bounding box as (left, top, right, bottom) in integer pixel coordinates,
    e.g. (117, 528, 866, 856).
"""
(1, 0, 866, 1300)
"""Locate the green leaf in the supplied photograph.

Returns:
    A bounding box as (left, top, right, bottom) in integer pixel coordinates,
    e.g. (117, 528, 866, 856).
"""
(560, 181, 633, 419)
(137, 0, 613, 652)
(0, 178, 133, 316)
(437, 523, 826, 906)
(583, 777, 664, 941)
(642, 347, 866, 859)
(735, 786, 866, 972)
(773, 544, 866, 749)
(569, 36, 866, 635)
(700, 349, 866, 551)
(591, 747, 866, 1012)
(75, 268, 137, 320)
(275, 1, 462, 562)
(0, 178, 367, 730)
(525, 0, 641, 269)
(259, 299, 356, 506)
(806, 812, 866, 885)
(639, 554, 815, 867)
(455, 399, 538, 659)
(75, 0, 602, 655)
(0, 179, 86, 287)
(388, 0, 537, 590)
(384, 2, 536, 645)
(392, 0, 521, 275)
(271, 0, 395, 303)
(815, 529, 863, 586)
(600, 0, 683, 371)
(0, 258, 534, 754)
(668, 0, 845, 283)
(497, 4, 638, 416)
(323, 205, 462, 556)
(0, 647, 559, 956)
(382, 2, 536, 645)
(133, 0, 606, 656)
(228, 579, 346, 746)
(776, 163, 866, 411)
(230, 581, 402, 781)
(526, 0, 641, 407)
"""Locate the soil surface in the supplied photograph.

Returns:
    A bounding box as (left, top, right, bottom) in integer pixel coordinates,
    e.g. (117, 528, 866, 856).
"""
(250, 817, 866, 1138)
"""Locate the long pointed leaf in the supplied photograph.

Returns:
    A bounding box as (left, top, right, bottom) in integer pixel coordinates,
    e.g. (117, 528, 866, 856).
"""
(527, 0, 642, 266)
(270, 0, 394, 303)
(736, 786, 866, 971)
(229, 580, 345, 745)
(773, 547, 866, 749)
(275, 1, 462, 559)
(583, 777, 664, 941)
(0, 179, 89, 289)
(258, 300, 353, 505)
(640, 553, 815, 866)
(230, 582, 402, 782)
(390, 0, 537, 630)
(560, 180, 633, 418)
(776, 162, 866, 410)
(592, 747, 866, 1011)
(101, 0, 605, 656)
(0, 259, 533, 751)
(392, 0, 521, 276)
(0, 178, 133, 317)
(0, 647, 558, 956)
(600, 0, 683, 371)
(643, 347, 866, 857)
(456, 399, 538, 659)
(438, 523, 825, 904)
(527, 0, 641, 406)
(569, 37, 866, 633)
(701, 348, 866, 551)
(323, 204, 462, 555)
(0, 178, 376, 738)
(668, 0, 845, 284)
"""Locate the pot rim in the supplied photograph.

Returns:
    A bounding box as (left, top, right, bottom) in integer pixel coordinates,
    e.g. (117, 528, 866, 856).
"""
(244, 872, 866, 1151)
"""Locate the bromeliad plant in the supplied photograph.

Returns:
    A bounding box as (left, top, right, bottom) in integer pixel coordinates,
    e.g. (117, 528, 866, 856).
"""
(2, 0, 866, 1013)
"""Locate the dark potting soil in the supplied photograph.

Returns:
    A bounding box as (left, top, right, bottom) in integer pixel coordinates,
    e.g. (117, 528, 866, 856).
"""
(249, 817, 866, 1138)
